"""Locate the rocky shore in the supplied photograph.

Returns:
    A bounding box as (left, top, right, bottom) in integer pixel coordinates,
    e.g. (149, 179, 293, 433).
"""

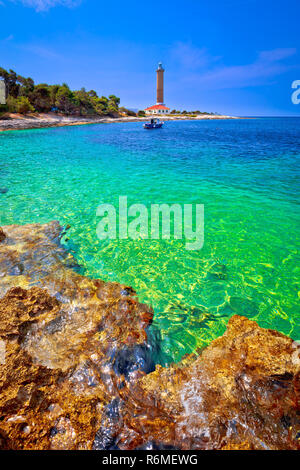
(0, 112, 240, 132)
(0, 222, 299, 450)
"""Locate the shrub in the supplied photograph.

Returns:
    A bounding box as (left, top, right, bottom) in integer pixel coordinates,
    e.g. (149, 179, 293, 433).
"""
(15, 96, 35, 114)
(6, 95, 17, 112)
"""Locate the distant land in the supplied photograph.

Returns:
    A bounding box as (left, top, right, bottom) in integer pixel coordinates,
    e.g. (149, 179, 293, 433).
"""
(0, 67, 235, 128)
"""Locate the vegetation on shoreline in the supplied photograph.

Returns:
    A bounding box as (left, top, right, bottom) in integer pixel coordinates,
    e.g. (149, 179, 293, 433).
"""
(0, 67, 127, 117)
(170, 109, 217, 116)
(0, 67, 219, 119)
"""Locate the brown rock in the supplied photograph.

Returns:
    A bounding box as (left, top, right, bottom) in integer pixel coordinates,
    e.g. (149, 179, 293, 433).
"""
(0, 222, 154, 449)
(117, 316, 300, 450)
(0, 221, 299, 450)
(0, 221, 153, 349)
(0, 228, 6, 243)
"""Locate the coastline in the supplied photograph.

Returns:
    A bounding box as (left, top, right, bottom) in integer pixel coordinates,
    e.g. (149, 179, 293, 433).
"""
(0, 112, 242, 132)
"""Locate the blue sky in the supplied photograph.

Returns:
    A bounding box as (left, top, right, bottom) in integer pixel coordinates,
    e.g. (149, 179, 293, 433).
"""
(0, 0, 300, 115)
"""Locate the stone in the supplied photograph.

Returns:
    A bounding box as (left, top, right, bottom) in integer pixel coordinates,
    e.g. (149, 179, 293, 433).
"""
(0, 221, 299, 450)
(0, 284, 153, 449)
(0, 228, 6, 243)
(117, 315, 300, 450)
(0, 222, 154, 449)
(229, 296, 258, 317)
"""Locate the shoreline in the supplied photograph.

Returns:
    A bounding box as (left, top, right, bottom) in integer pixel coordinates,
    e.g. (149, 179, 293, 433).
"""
(0, 112, 243, 132)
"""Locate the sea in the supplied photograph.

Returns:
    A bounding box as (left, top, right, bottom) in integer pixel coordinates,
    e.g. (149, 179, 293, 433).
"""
(0, 117, 299, 364)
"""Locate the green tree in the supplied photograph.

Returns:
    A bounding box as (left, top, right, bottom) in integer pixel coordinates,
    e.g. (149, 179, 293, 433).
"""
(0, 66, 125, 117)
(119, 107, 136, 116)
(16, 96, 35, 114)
(0, 68, 19, 98)
(107, 94, 120, 114)
(90, 97, 105, 115)
(55, 85, 77, 115)
(6, 95, 17, 112)
(73, 88, 96, 116)
(29, 84, 51, 112)
(88, 90, 97, 98)
(48, 85, 60, 107)
(91, 96, 109, 115)
(17, 75, 35, 96)
(108, 94, 120, 106)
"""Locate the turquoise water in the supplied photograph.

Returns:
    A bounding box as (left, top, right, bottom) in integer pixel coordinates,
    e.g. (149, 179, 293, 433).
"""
(0, 118, 299, 364)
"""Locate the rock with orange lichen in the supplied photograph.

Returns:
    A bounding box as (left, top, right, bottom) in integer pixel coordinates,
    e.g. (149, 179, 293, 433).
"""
(0, 284, 154, 450)
(116, 316, 300, 450)
(0, 221, 152, 348)
(0, 222, 155, 450)
(0, 228, 6, 243)
(0, 221, 299, 451)
(0, 221, 155, 367)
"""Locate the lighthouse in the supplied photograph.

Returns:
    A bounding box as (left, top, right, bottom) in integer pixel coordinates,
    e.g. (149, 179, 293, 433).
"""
(144, 62, 170, 115)
(156, 62, 164, 104)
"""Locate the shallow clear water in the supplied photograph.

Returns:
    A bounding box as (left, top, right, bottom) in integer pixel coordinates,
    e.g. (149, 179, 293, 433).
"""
(0, 118, 299, 364)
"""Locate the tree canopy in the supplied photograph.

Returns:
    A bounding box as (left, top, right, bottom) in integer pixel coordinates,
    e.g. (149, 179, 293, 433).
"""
(0, 67, 126, 116)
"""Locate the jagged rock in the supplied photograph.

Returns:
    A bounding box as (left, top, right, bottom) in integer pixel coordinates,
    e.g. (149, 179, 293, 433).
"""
(0, 221, 299, 450)
(0, 228, 6, 243)
(0, 221, 153, 347)
(0, 283, 154, 450)
(0, 222, 154, 449)
(117, 316, 300, 450)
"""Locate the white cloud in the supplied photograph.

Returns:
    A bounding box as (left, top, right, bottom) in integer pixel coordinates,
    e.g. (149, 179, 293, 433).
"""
(171, 44, 298, 90)
(171, 42, 211, 70)
(21, 43, 63, 59)
(9, 0, 81, 11)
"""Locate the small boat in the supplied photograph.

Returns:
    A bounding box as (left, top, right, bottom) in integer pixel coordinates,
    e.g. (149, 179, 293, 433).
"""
(143, 118, 163, 129)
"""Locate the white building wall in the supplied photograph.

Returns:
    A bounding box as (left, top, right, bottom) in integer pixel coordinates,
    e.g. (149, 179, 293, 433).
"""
(145, 108, 170, 115)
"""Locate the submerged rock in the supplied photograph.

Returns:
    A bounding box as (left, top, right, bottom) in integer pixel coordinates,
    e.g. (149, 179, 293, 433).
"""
(111, 344, 156, 379)
(229, 296, 258, 317)
(0, 221, 299, 450)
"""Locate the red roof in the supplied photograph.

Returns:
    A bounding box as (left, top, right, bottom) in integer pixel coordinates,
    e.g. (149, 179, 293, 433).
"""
(145, 104, 170, 110)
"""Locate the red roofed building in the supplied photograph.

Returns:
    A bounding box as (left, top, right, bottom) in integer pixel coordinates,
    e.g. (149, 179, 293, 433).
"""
(144, 63, 170, 115)
(145, 104, 170, 115)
